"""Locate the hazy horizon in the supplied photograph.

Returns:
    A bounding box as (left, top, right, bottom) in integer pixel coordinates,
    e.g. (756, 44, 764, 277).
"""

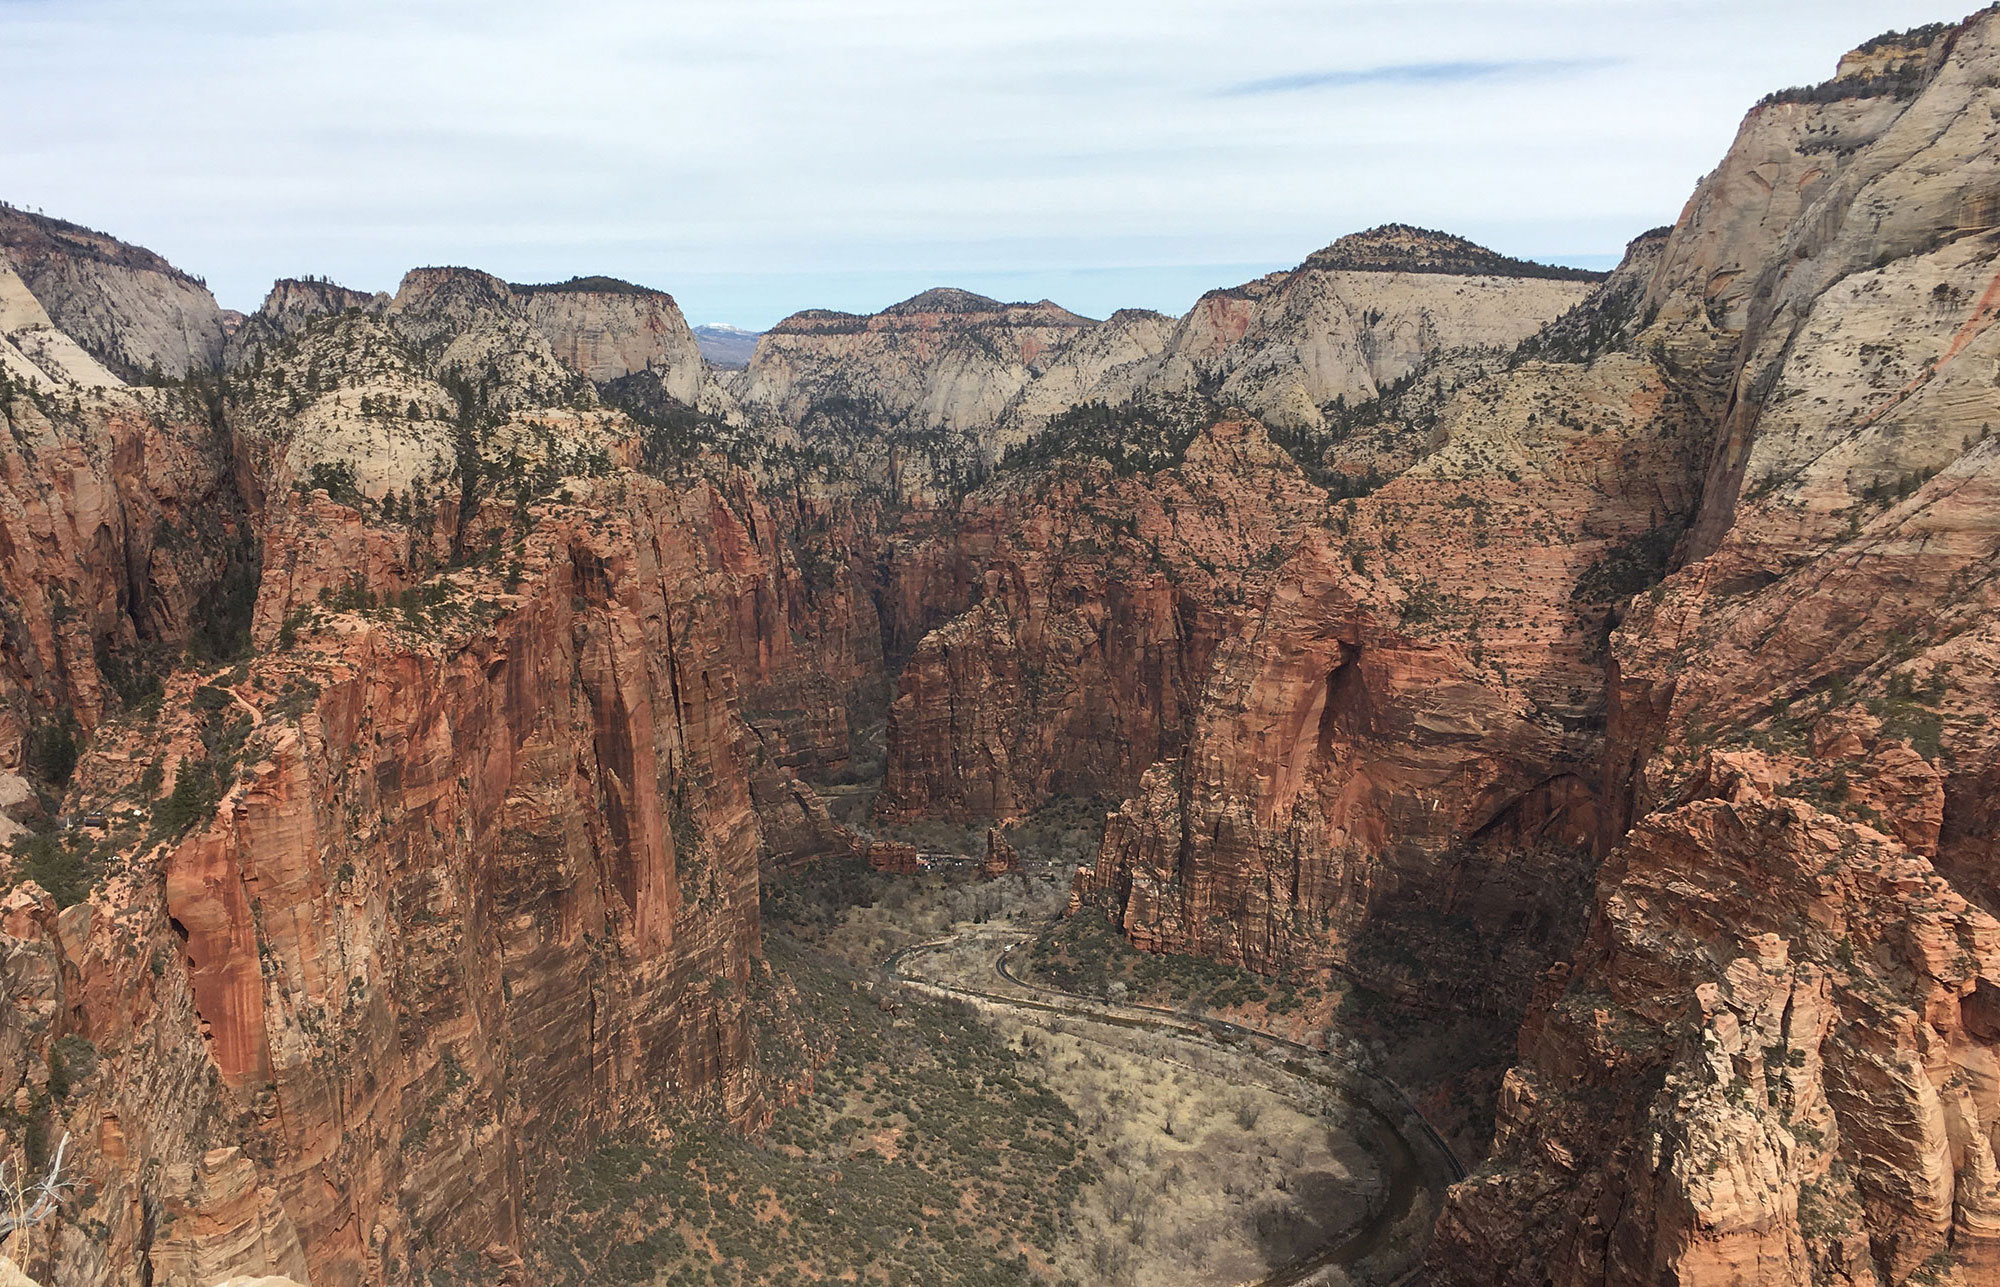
(1, 0, 1963, 328)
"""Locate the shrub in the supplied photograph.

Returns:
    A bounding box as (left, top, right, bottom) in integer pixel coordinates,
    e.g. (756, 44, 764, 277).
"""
(10, 831, 100, 907)
(23, 713, 80, 788)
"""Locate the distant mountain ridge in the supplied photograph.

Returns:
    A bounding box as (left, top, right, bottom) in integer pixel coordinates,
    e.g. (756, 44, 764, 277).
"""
(1299, 223, 1609, 280)
(4, 12, 2000, 1285)
(725, 228, 1598, 481)
(693, 322, 763, 368)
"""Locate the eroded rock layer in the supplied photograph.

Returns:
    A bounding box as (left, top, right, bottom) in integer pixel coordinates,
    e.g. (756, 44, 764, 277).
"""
(4, 13, 1998, 1286)
(0, 206, 227, 380)
(0, 256, 872, 1286)
(1432, 14, 2000, 1278)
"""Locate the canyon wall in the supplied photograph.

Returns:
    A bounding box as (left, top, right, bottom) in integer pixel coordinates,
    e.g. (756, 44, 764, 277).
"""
(1434, 15, 2000, 1283)
(5, 14, 1997, 1284)
(0, 367, 251, 756)
(4, 484, 781, 1287)
(0, 206, 227, 380)
(875, 415, 1323, 822)
(733, 289, 1100, 442)
(0, 236, 873, 1286)
(517, 279, 705, 395)
(1064, 256, 1716, 1014)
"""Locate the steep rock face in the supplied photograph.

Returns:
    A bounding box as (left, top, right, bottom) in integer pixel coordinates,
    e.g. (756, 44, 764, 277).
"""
(515, 278, 704, 396)
(998, 308, 1178, 428)
(708, 482, 890, 789)
(1429, 13, 2000, 1284)
(735, 289, 1101, 452)
(224, 278, 386, 369)
(1115, 230, 1600, 432)
(0, 206, 225, 379)
(0, 240, 883, 1285)
(876, 416, 1323, 822)
(0, 882, 310, 1287)
(1067, 331, 1711, 1009)
(5, 473, 811, 1287)
(0, 261, 122, 388)
(0, 380, 251, 751)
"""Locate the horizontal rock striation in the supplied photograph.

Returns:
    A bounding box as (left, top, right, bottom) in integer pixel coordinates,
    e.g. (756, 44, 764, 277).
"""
(515, 277, 704, 395)
(0, 245, 883, 1286)
(8, 16, 2000, 1284)
(1425, 11, 2000, 1284)
(876, 415, 1324, 823)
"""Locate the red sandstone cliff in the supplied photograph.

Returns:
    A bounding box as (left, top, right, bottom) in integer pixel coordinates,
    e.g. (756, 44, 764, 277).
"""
(1431, 14, 2000, 1278)
(6, 14, 1998, 1283)
(1063, 257, 1714, 1015)
(0, 378, 252, 757)
(0, 241, 883, 1284)
(1059, 22, 2000, 1286)
(875, 414, 1323, 823)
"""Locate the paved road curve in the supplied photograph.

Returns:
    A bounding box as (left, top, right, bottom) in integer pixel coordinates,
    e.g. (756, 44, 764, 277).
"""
(882, 927, 1464, 1286)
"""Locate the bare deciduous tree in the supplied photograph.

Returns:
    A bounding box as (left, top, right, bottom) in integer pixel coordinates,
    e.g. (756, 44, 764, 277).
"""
(1, 1134, 75, 1237)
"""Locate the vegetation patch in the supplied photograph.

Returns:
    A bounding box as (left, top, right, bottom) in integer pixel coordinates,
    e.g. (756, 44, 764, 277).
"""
(1027, 910, 1308, 1016)
(530, 944, 1094, 1287)
(998, 396, 1216, 478)
(1570, 519, 1686, 605)
(7, 829, 103, 908)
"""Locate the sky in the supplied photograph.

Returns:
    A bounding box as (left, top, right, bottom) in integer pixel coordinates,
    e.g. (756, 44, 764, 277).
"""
(0, 0, 1967, 329)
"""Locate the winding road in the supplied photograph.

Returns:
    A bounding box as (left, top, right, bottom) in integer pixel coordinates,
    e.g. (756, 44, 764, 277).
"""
(881, 926, 1465, 1287)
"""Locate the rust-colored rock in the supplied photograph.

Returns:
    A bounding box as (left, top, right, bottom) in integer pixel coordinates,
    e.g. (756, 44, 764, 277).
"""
(0, 382, 251, 752)
(979, 828, 1020, 880)
(866, 840, 922, 875)
(878, 415, 1326, 823)
(1428, 13, 2000, 1284)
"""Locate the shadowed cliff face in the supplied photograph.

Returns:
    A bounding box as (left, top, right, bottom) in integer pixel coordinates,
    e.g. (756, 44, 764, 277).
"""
(5, 13, 2000, 1285)
(1064, 328, 1714, 1014)
(0, 380, 256, 751)
(1423, 14, 2000, 1284)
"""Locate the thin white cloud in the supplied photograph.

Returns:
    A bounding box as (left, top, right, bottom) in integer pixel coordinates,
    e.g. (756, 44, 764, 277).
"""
(0, 0, 1970, 326)
(1219, 58, 1618, 97)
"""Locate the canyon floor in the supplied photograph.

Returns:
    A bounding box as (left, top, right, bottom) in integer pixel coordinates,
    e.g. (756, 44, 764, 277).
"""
(726, 823, 1460, 1287)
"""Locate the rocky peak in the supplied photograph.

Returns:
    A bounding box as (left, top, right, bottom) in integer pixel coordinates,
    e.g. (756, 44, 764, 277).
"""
(258, 276, 382, 323)
(1300, 223, 1606, 281)
(511, 275, 703, 392)
(224, 277, 387, 369)
(1833, 19, 1956, 81)
(1103, 307, 1175, 327)
(884, 286, 1006, 315)
(386, 265, 516, 335)
(0, 204, 204, 285)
